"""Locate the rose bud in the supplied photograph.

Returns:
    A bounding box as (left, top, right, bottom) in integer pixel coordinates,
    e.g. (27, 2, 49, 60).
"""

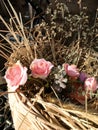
(4, 61, 28, 91)
(30, 58, 54, 79)
(84, 77, 98, 92)
(64, 63, 79, 78)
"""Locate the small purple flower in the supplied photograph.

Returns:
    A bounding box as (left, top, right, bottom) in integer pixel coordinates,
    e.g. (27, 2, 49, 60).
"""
(79, 72, 87, 82)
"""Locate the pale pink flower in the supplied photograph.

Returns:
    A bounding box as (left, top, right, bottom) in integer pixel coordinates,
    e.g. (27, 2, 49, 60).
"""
(64, 63, 79, 78)
(30, 59, 54, 79)
(4, 61, 28, 91)
(84, 77, 98, 92)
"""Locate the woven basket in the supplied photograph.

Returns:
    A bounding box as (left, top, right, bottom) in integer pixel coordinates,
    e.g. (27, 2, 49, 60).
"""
(8, 88, 98, 130)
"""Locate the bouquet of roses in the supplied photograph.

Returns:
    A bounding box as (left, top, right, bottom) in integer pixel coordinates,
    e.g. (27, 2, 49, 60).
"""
(4, 58, 98, 104)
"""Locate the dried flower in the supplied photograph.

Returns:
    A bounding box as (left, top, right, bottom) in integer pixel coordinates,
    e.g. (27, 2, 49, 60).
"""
(64, 63, 79, 78)
(30, 59, 54, 79)
(54, 65, 67, 88)
(84, 77, 98, 92)
(4, 61, 28, 91)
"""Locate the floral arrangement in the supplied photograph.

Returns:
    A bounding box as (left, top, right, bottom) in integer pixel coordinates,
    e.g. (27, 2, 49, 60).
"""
(4, 58, 98, 105)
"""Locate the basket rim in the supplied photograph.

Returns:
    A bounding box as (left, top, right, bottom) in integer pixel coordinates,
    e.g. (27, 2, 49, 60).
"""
(8, 88, 98, 130)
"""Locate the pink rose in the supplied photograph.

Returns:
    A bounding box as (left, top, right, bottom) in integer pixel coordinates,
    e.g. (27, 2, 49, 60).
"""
(84, 77, 98, 92)
(4, 61, 28, 91)
(30, 59, 54, 79)
(64, 63, 79, 78)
